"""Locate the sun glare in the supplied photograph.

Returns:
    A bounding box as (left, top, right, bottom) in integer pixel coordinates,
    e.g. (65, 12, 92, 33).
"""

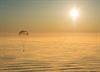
(70, 8, 79, 21)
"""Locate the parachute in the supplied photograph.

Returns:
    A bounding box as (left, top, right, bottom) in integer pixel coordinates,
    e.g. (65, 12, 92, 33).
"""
(19, 30, 29, 52)
(19, 30, 29, 36)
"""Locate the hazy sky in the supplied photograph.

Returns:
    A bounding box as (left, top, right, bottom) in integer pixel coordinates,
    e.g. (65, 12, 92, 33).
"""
(0, 0, 100, 34)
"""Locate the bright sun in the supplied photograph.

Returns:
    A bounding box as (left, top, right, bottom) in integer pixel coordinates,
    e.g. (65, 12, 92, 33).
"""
(70, 8, 79, 21)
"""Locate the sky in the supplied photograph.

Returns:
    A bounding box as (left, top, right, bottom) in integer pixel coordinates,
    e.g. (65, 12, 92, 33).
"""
(0, 0, 100, 35)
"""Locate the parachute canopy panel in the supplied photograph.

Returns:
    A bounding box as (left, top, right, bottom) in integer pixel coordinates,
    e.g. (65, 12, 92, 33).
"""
(19, 30, 29, 36)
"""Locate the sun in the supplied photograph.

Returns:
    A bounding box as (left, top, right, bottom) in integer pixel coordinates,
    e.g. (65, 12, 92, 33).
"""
(70, 8, 79, 21)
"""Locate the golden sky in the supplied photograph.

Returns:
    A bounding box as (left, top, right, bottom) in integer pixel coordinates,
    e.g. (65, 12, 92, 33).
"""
(0, 0, 100, 35)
